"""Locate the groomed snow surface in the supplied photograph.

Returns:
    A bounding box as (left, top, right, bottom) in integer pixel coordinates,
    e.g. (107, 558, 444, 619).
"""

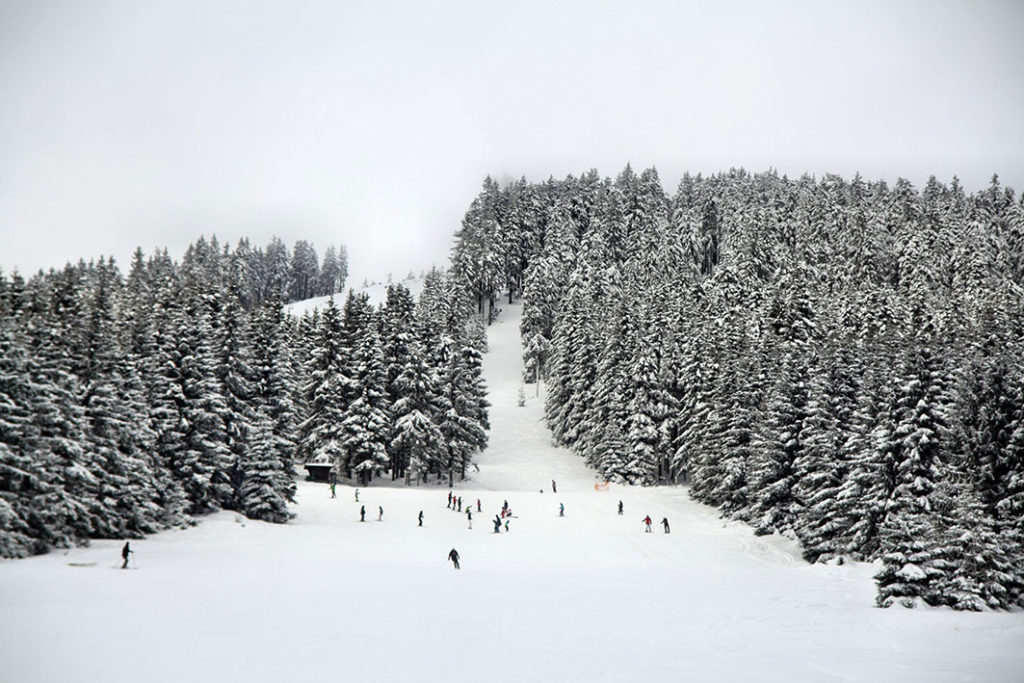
(3, 301, 1023, 682)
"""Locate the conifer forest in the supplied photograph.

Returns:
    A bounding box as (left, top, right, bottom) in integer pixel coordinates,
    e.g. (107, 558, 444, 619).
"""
(0, 236, 489, 558)
(453, 167, 1024, 610)
(3, 166, 1024, 611)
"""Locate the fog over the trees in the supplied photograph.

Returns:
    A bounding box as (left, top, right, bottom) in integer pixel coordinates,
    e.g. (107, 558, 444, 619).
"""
(2, 0, 1022, 280)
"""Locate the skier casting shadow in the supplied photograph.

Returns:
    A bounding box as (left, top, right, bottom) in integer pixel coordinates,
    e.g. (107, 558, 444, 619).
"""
(448, 548, 460, 570)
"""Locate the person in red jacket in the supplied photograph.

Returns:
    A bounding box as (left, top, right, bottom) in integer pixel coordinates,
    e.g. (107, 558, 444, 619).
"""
(643, 515, 652, 533)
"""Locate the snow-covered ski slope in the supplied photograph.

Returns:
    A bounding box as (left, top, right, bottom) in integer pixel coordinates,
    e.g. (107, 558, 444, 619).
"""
(286, 276, 425, 317)
(2, 301, 1023, 682)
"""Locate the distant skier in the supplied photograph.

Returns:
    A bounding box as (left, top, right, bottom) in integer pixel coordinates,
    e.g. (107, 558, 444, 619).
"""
(643, 515, 652, 533)
(447, 491, 452, 509)
(121, 541, 133, 569)
(662, 517, 670, 534)
(618, 500, 624, 515)
(467, 509, 473, 529)
(330, 481, 336, 498)
(448, 548, 460, 570)
(504, 519, 509, 532)
(418, 510, 424, 527)
(552, 479, 557, 493)
(493, 516, 501, 533)
(477, 499, 482, 512)
(360, 505, 366, 522)
(354, 488, 360, 502)
(457, 497, 462, 512)
(378, 505, 384, 521)
(559, 502, 564, 517)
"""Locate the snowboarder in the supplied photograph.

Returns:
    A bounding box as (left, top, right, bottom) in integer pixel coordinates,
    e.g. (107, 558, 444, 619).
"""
(662, 517, 670, 533)
(330, 481, 336, 498)
(378, 505, 383, 521)
(467, 509, 473, 529)
(448, 548, 460, 570)
(618, 500, 624, 515)
(354, 488, 360, 502)
(559, 502, 564, 517)
(643, 515, 652, 533)
(418, 510, 424, 527)
(121, 541, 133, 569)
(552, 479, 557, 493)
(360, 505, 366, 522)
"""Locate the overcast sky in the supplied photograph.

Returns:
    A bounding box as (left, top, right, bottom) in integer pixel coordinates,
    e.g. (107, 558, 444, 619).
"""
(1, 0, 1022, 283)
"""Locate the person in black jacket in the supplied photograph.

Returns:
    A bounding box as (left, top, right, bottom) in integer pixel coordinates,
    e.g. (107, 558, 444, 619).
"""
(121, 541, 133, 569)
(448, 548, 460, 570)
(360, 505, 366, 522)
(418, 510, 424, 527)
(662, 517, 670, 534)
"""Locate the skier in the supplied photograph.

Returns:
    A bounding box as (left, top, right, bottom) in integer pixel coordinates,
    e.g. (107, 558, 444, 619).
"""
(559, 502, 564, 517)
(448, 548, 460, 570)
(378, 505, 383, 521)
(418, 510, 424, 527)
(330, 481, 336, 498)
(457, 497, 462, 512)
(643, 515, 652, 533)
(618, 500, 624, 515)
(467, 509, 473, 529)
(360, 505, 366, 522)
(447, 491, 452, 509)
(477, 499, 482, 512)
(493, 516, 501, 533)
(504, 518, 510, 532)
(354, 488, 360, 502)
(121, 541, 133, 569)
(552, 479, 557, 493)
(662, 517, 670, 534)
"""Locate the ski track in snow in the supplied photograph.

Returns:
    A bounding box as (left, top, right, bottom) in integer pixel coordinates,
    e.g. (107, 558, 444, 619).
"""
(2, 300, 1024, 682)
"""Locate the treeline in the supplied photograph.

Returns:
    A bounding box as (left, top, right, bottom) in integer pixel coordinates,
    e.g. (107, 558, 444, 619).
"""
(0, 238, 488, 558)
(450, 167, 1024, 610)
(182, 235, 349, 307)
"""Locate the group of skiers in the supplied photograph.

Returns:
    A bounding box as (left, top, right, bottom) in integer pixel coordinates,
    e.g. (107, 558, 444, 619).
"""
(642, 515, 670, 533)
(357, 504, 384, 522)
(119, 482, 675, 571)
(344, 482, 672, 540)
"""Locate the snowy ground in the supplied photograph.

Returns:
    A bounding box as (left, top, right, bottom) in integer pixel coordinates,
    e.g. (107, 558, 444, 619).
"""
(2, 301, 1024, 682)
(286, 276, 424, 317)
